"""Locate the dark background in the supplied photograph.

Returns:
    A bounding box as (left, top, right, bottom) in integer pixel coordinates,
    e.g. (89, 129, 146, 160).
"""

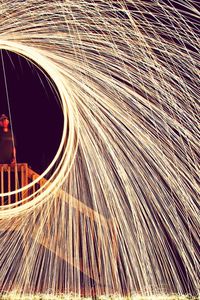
(0, 50, 64, 174)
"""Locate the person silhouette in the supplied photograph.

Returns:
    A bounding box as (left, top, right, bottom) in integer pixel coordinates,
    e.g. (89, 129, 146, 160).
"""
(0, 114, 16, 164)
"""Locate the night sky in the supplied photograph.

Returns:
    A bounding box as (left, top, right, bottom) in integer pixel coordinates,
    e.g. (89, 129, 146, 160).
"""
(0, 50, 64, 174)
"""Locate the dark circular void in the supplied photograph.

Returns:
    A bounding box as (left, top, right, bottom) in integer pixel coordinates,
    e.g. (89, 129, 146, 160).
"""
(0, 50, 64, 174)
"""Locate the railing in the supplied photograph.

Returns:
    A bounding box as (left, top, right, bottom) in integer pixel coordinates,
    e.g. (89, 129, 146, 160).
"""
(0, 163, 29, 205)
(0, 163, 119, 286)
(0, 163, 46, 205)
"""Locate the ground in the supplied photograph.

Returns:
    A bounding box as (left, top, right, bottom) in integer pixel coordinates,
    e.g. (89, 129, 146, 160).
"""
(0, 293, 199, 300)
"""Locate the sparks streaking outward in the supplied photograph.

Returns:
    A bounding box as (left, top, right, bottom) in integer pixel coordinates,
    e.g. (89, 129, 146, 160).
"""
(0, 0, 199, 299)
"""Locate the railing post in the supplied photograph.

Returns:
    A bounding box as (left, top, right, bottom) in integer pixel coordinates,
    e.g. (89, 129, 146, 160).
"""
(0, 165, 4, 206)
(7, 166, 11, 205)
(14, 164, 18, 203)
(21, 164, 24, 201)
(21, 164, 29, 202)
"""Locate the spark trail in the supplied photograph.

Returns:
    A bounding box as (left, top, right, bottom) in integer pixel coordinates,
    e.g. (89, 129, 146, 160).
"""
(0, 0, 199, 298)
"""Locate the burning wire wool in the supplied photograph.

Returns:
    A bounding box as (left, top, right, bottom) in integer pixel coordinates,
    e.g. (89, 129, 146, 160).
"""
(0, 0, 199, 298)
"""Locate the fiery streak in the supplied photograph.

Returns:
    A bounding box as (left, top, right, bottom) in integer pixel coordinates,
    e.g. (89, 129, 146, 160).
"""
(0, 0, 199, 298)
